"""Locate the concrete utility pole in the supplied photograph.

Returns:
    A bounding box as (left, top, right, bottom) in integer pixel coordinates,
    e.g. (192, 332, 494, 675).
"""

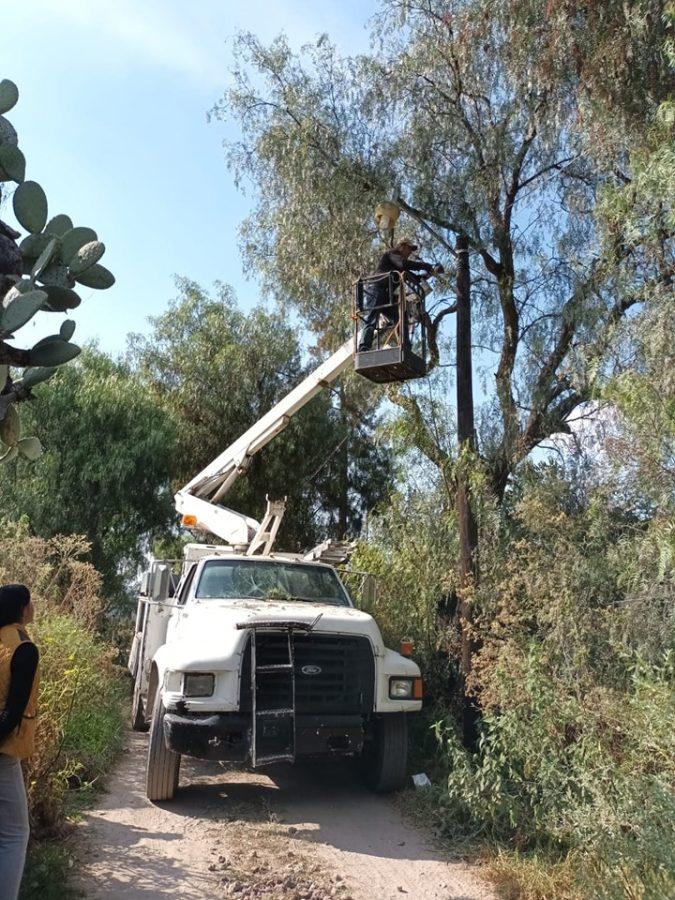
(455, 233, 479, 748)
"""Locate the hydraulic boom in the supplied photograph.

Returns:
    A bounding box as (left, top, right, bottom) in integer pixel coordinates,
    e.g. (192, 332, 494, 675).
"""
(175, 337, 354, 550)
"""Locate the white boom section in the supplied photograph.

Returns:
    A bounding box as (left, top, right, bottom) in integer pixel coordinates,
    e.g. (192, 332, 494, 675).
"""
(175, 337, 354, 545)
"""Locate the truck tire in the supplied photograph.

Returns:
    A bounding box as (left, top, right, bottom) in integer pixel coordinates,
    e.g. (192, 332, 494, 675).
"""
(362, 713, 408, 793)
(131, 674, 148, 732)
(146, 695, 181, 802)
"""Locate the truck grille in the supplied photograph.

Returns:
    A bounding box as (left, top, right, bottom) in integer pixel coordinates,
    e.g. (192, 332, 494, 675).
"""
(240, 633, 375, 715)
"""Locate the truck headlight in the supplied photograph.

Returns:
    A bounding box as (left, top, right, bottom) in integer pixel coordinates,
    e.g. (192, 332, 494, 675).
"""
(389, 677, 423, 700)
(183, 673, 215, 697)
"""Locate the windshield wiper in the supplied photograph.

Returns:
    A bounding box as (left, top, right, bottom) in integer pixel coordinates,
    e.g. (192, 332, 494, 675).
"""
(265, 595, 317, 604)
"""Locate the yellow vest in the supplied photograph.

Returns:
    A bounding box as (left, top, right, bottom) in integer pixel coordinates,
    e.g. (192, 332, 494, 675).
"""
(0, 624, 40, 759)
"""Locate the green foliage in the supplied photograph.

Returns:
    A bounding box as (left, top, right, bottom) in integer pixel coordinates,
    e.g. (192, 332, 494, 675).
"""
(0, 521, 125, 835)
(34, 612, 126, 794)
(0, 349, 176, 600)
(19, 845, 76, 900)
(351, 490, 460, 697)
(0, 77, 114, 464)
(363, 465, 675, 897)
(604, 297, 675, 509)
(217, 0, 673, 501)
(129, 278, 390, 548)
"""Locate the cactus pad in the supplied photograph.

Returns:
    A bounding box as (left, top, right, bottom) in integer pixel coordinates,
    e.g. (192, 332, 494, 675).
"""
(29, 337, 80, 367)
(31, 237, 58, 279)
(59, 227, 97, 264)
(17, 436, 42, 460)
(13, 180, 48, 234)
(0, 116, 17, 147)
(43, 285, 81, 311)
(17, 366, 57, 389)
(59, 319, 76, 341)
(0, 80, 19, 116)
(39, 263, 75, 290)
(45, 214, 74, 237)
(7, 279, 33, 295)
(0, 144, 25, 183)
(0, 403, 19, 445)
(0, 289, 47, 334)
(69, 240, 105, 275)
(20, 233, 53, 261)
(0, 444, 18, 464)
(74, 263, 115, 290)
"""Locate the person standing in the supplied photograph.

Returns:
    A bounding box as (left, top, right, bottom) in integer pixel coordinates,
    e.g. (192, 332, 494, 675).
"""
(0, 584, 39, 900)
(358, 238, 443, 351)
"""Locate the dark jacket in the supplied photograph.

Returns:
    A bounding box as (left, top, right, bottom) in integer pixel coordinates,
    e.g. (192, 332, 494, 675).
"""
(374, 249, 436, 278)
(367, 250, 435, 303)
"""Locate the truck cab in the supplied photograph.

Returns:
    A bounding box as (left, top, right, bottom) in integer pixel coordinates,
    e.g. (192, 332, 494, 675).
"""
(129, 545, 422, 801)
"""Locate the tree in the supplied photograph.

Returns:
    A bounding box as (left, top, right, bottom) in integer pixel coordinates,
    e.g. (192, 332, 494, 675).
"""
(0, 78, 115, 463)
(129, 278, 390, 549)
(215, 0, 672, 502)
(215, 0, 673, 737)
(0, 348, 176, 600)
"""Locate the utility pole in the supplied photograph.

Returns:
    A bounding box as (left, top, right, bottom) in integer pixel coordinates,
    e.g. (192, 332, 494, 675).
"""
(455, 233, 479, 748)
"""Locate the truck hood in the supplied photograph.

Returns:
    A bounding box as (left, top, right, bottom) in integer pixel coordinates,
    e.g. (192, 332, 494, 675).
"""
(161, 599, 386, 671)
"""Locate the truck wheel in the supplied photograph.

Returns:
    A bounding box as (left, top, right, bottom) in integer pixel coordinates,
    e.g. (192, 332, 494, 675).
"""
(146, 695, 181, 802)
(361, 713, 408, 793)
(131, 675, 148, 732)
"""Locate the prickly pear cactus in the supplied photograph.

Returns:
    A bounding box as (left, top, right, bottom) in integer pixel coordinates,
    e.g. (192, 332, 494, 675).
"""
(0, 77, 115, 463)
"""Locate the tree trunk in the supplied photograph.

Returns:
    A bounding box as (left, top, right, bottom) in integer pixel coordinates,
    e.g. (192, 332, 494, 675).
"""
(455, 234, 480, 748)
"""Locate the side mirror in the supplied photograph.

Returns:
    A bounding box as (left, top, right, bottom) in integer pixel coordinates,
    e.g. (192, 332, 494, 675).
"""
(150, 564, 171, 603)
(140, 572, 151, 597)
(361, 573, 377, 608)
(340, 570, 378, 610)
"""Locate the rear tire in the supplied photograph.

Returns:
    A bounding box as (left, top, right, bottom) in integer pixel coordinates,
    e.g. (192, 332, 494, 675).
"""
(131, 674, 149, 732)
(361, 713, 408, 793)
(146, 695, 180, 801)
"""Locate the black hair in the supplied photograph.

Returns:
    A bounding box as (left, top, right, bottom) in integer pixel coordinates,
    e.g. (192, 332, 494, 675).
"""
(0, 584, 31, 628)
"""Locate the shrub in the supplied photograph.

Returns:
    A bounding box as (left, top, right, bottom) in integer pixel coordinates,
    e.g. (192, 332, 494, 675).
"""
(359, 471, 675, 898)
(0, 519, 125, 831)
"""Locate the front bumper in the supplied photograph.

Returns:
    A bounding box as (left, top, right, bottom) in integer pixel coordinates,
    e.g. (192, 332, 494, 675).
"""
(163, 711, 366, 762)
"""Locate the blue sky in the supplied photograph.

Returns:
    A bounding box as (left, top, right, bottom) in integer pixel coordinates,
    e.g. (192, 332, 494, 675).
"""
(1, 0, 375, 356)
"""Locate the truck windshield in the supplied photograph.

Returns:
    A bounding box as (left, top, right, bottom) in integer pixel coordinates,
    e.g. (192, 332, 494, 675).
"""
(194, 560, 351, 607)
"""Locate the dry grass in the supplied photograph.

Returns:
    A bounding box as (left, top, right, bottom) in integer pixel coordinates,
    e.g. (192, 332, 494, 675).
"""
(1, 519, 125, 832)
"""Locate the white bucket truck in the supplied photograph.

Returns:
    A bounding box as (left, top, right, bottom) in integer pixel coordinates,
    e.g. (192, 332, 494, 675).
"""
(128, 336, 423, 801)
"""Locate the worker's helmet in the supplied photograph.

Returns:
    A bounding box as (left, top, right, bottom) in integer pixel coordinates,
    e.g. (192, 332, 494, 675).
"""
(394, 236, 419, 252)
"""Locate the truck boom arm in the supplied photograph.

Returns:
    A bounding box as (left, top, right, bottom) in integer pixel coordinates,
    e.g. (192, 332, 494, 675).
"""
(175, 337, 354, 546)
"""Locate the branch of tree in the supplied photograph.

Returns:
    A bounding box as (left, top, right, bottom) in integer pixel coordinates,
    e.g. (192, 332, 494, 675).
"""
(386, 384, 449, 471)
(424, 302, 458, 368)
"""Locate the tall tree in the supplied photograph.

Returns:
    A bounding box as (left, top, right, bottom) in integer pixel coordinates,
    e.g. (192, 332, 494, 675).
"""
(129, 279, 390, 549)
(0, 348, 175, 599)
(215, 0, 672, 502)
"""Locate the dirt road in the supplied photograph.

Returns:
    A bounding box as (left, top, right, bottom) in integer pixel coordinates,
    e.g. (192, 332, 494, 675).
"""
(72, 732, 495, 900)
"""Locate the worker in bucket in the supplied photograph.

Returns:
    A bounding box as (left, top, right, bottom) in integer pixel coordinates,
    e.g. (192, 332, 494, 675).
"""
(0, 584, 40, 900)
(358, 237, 443, 352)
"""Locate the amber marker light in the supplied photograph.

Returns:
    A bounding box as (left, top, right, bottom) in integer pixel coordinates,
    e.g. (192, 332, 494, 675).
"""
(182, 514, 198, 527)
(413, 677, 423, 700)
(400, 638, 414, 657)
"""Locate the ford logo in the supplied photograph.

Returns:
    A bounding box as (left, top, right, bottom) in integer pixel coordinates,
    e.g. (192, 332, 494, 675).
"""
(301, 665, 322, 676)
